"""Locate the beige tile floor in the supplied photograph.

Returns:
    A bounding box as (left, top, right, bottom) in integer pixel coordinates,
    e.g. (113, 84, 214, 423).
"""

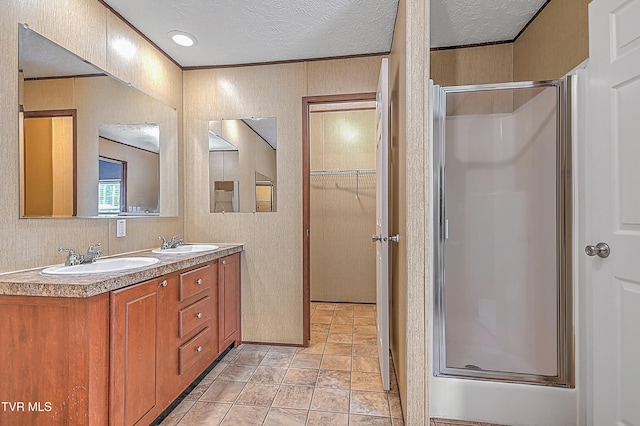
(160, 302, 404, 425)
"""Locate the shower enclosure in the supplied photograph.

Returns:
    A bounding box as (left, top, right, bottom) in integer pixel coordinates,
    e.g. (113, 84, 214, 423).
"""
(432, 80, 573, 386)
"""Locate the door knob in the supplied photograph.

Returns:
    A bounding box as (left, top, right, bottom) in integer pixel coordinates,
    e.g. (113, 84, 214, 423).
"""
(389, 234, 400, 243)
(585, 242, 610, 258)
(372, 234, 382, 243)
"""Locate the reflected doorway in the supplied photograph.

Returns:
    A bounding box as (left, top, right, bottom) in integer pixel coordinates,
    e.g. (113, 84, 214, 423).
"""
(21, 109, 77, 217)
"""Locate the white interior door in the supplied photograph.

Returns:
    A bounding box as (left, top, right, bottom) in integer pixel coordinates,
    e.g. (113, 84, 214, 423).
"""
(588, 0, 640, 424)
(374, 58, 390, 391)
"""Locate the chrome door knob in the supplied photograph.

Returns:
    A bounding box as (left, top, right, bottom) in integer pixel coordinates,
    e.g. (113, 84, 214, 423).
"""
(585, 242, 610, 258)
(372, 234, 382, 243)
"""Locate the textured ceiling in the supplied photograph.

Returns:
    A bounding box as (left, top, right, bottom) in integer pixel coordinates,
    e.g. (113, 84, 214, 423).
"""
(430, 0, 548, 48)
(103, 0, 399, 67)
(99, 123, 160, 153)
(101, 0, 548, 67)
(22, 1, 550, 73)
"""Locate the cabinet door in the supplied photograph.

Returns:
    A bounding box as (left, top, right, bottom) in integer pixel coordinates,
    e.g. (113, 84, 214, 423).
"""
(218, 253, 241, 350)
(110, 278, 161, 426)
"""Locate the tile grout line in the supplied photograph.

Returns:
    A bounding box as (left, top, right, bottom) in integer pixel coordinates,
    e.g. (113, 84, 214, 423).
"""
(167, 303, 400, 425)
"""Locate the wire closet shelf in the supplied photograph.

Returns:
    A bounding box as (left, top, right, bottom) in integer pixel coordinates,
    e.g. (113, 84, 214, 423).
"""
(310, 169, 375, 199)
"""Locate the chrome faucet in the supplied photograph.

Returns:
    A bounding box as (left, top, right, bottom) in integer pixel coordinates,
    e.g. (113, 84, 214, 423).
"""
(58, 247, 79, 266)
(158, 235, 184, 250)
(58, 242, 102, 266)
(81, 243, 103, 264)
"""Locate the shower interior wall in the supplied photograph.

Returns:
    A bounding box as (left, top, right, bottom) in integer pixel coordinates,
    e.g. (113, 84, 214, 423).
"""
(443, 87, 559, 377)
(310, 108, 377, 303)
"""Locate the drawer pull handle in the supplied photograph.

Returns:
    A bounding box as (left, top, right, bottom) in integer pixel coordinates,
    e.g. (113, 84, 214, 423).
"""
(196, 312, 202, 319)
(196, 346, 202, 352)
(159, 280, 168, 287)
(196, 278, 202, 285)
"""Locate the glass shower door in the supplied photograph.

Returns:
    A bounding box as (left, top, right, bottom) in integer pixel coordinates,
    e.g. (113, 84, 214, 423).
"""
(433, 81, 572, 386)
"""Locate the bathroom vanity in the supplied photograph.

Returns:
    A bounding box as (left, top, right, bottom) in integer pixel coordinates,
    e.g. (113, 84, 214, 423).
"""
(0, 244, 242, 426)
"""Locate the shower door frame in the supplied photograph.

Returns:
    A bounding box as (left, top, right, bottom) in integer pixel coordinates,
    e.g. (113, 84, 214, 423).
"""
(432, 79, 574, 387)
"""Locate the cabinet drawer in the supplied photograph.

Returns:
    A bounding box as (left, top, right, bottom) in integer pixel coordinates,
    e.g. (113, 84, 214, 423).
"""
(179, 326, 213, 375)
(179, 296, 211, 338)
(179, 264, 212, 301)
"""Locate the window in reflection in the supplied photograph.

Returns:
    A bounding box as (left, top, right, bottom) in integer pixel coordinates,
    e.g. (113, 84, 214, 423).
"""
(98, 157, 126, 214)
(98, 123, 160, 215)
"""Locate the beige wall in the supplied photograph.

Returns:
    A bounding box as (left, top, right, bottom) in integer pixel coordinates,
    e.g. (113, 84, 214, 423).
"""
(431, 44, 513, 86)
(183, 56, 383, 345)
(388, 0, 430, 422)
(310, 109, 377, 303)
(1, 0, 183, 272)
(432, 0, 589, 86)
(514, 0, 590, 81)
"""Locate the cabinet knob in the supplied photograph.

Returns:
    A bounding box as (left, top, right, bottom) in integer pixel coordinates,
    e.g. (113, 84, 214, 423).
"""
(222, 260, 226, 265)
(196, 346, 202, 352)
(159, 280, 168, 287)
(196, 312, 202, 319)
(196, 278, 202, 285)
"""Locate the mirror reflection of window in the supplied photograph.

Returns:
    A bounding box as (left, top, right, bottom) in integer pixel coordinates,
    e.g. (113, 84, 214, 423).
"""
(98, 157, 126, 215)
(98, 123, 160, 215)
(21, 110, 77, 217)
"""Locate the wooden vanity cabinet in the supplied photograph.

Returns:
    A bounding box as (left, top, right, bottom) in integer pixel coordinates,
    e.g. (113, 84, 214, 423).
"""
(110, 276, 164, 426)
(152, 261, 219, 420)
(110, 259, 231, 426)
(0, 252, 241, 426)
(218, 253, 241, 349)
(0, 293, 110, 426)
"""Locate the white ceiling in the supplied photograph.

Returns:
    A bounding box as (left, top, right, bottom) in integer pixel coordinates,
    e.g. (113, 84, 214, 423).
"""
(102, 0, 549, 68)
(103, 0, 399, 67)
(430, 0, 548, 48)
(99, 123, 160, 153)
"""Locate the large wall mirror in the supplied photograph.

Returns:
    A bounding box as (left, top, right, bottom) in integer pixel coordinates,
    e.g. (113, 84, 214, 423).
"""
(208, 118, 277, 213)
(18, 24, 178, 218)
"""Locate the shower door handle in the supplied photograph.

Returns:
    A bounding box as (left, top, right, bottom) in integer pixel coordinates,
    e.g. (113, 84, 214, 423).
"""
(585, 242, 610, 258)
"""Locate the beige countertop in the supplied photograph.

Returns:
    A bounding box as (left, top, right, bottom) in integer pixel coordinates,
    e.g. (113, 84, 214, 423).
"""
(0, 243, 243, 298)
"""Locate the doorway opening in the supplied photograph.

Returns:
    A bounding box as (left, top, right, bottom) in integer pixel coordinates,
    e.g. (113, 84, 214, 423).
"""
(302, 93, 377, 345)
(21, 109, 77, 217)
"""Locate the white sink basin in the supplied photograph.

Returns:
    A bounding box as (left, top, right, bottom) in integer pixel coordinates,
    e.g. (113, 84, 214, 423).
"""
(42, 257, 160, 276)
(151, 244, 219, 254)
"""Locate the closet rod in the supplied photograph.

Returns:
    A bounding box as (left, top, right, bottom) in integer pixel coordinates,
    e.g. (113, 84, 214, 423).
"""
(310, 169, 375, 199)
(309, 168, 375, 176)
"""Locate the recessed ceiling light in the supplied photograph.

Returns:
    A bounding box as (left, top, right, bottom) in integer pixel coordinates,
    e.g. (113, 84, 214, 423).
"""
(168, 30, 197, 47)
